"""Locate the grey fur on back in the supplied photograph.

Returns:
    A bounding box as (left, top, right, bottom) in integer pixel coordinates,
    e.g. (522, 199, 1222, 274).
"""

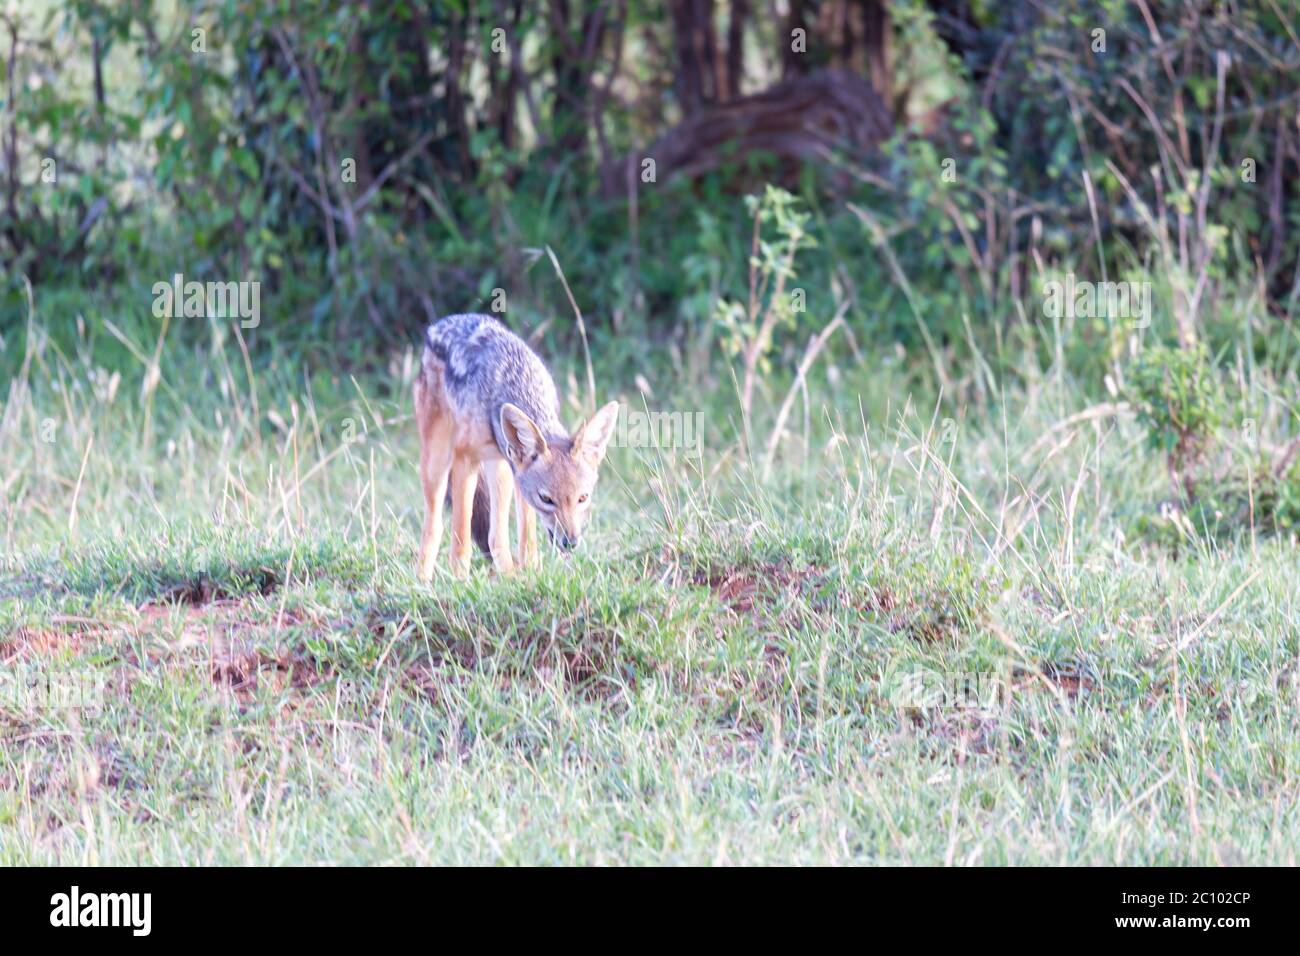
(425, 313, 566, 456)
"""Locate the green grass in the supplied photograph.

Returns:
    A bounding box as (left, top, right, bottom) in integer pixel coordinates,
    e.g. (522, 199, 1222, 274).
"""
(2, 297, 1299, 865)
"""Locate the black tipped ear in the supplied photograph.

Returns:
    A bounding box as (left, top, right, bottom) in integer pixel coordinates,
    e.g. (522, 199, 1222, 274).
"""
(500, 403, 548, 467)
(572, 401, 619, 466)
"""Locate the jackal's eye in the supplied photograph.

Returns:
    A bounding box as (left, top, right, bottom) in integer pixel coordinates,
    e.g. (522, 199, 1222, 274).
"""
(538, 492, 555, 506)
(577, 494, 589, 504)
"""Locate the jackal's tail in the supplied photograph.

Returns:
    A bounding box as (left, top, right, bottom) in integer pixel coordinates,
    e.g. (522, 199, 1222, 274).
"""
(444, 470, 492, 555)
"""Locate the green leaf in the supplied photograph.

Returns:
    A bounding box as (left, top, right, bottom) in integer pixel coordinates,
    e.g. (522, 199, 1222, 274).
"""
(232, 148, 259, 180)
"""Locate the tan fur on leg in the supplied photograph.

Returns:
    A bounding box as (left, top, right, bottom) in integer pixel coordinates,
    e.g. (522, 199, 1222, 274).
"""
(516, 495, 538, 568)
(485, 460, 516, 573)
(415, 372, 452, 582)
(449, 456, 479, 576)
(417, 449, 451, 581)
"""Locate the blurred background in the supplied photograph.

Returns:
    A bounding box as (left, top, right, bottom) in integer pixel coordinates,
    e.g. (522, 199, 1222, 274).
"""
(3, 0, 1296, 385)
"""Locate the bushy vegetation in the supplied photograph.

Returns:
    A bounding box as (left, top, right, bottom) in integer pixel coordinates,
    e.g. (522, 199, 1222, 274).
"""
(5, 2, 1299, 360)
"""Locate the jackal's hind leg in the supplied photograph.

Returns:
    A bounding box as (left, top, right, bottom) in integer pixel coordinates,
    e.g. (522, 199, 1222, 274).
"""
(417, 452, 452, 581)
(448, 456, 480, 577)
(485, 459, 515, 573)
(415, 380, 452, 583)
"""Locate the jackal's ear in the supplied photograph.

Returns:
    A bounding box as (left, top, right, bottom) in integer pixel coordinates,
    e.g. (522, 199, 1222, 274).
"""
(500, 403, 548, 467)
(572, 401, 619, 466)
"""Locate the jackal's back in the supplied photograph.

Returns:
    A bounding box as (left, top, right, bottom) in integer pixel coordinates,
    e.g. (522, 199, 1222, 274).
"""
(424, 313, 565, 450)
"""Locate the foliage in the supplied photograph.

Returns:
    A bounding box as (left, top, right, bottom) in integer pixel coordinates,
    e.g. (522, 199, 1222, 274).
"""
(713, 186, 818, 418)
(1127, 342, 1221, 499)
(2, 0, 1295, 376)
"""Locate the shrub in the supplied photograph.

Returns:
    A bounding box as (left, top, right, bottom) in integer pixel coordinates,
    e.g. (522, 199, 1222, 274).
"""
(1127, 343, 1222, 500)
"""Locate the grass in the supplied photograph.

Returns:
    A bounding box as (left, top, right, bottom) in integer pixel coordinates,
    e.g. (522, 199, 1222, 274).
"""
(2, 293, 1299, 865)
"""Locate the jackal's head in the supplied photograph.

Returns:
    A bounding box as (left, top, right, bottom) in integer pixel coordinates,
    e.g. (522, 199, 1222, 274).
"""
(500, 401, 620, 551)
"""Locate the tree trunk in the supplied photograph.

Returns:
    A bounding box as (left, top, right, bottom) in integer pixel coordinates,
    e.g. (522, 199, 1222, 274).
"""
(671, 0, 721, 115)
(860, 0, 890, 102)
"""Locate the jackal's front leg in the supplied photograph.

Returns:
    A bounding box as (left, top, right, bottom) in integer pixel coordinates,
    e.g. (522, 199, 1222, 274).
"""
(515, 493, 538, 569)
(448, 457, 479, 577)
(485, 460, 515, 573)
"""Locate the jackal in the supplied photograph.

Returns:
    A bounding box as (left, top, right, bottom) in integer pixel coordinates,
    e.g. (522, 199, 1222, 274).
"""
(414, 313, 619, 578)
